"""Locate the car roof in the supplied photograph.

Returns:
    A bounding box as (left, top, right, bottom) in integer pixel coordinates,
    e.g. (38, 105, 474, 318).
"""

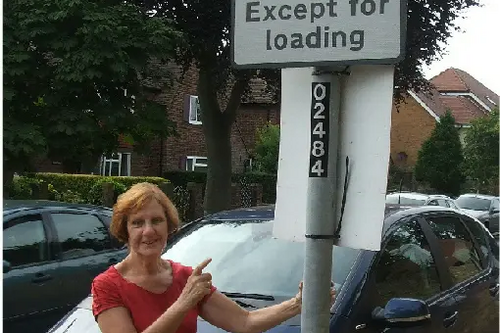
(457, 193, 498, 200)
(386, 192, 430, 200)
(202, 204, 454, 231)
(3, 200, 113, 218)
(387, 192, 453, 200)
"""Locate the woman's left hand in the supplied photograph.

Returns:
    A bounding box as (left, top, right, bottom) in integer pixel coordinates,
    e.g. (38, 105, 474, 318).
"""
(294, 281, 336, 306)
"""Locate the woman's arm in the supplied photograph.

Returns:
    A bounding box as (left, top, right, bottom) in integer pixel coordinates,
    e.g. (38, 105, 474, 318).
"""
(97, 259, 214, 333)
(200, 292, 301, 333)
(98, 301, 191, 333)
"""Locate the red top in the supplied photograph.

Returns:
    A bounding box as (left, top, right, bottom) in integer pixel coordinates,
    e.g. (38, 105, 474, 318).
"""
(91, 260, 217, 333)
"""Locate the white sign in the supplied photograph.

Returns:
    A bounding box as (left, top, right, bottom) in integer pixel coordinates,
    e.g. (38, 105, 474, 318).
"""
(273, 65, 394, 251)
(231, 0, 406, 68)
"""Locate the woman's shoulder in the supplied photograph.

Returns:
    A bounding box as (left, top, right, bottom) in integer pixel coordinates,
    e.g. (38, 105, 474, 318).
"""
(92, 266, 122, 291)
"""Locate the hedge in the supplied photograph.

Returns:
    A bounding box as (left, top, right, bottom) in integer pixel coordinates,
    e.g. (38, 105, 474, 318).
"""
(164, 171, 277, 204)
(25, 172, 169, 194)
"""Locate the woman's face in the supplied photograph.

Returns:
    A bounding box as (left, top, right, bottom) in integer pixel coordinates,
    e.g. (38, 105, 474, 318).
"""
(127, 199, 169, 258)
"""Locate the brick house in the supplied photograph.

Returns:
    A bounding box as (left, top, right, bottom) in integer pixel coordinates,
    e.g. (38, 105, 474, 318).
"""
(36, 67, 280, 177)
(390, 67, 499, 170)
(36, 66, 498, 177)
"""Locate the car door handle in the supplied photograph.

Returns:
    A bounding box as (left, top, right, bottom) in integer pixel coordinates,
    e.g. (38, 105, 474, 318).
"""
(32, 273, 53, 284)
(443, 311, 458, 328)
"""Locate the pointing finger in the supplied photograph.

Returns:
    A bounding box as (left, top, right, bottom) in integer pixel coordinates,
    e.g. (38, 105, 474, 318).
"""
(192, 258, 212, 276)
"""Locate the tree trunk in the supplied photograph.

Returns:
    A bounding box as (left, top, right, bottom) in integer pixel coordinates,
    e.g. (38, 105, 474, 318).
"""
(198, 68, 232, 214)
(3, 167, 16, 199)
(198, 66, 248, 214)
(203, 117, 233, 214)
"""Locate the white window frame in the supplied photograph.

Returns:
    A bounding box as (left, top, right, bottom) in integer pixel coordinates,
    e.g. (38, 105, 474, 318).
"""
(100, 152, 132, 176)
(123, 88, 136, 114)
(186, 156, 207, 172)
(189, 95, 202, 125)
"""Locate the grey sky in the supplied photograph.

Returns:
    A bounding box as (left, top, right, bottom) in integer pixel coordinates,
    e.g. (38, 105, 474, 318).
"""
(423, 0, 499, 96)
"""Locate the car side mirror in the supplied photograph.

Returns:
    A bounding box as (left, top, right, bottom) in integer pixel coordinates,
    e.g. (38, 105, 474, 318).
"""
(3, 260, 12, 273)
(372, 298, 431, 328)
(490, 207, 499, 214)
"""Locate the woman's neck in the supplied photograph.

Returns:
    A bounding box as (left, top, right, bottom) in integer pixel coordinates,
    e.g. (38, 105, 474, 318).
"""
(125, 252, 164, 275)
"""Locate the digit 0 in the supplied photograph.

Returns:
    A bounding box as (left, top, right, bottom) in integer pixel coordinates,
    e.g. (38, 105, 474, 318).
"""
(313, 84, 326, 101)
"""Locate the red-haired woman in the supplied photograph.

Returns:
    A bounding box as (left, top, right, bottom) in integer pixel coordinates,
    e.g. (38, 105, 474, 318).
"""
(91, 182, 335, 333)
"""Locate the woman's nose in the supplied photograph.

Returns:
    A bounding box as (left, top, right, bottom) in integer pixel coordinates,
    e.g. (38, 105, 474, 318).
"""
(142, 221, 156, 234)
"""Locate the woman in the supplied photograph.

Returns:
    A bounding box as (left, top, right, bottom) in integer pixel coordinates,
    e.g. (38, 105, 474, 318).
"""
(92, 182, 335, 333)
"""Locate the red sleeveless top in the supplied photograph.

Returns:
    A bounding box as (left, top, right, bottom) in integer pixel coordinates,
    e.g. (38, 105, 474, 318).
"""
(91, 260, 217, 333)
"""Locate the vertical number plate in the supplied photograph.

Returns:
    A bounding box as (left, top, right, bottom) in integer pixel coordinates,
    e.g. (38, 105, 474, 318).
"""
(309, 82, 330, 178)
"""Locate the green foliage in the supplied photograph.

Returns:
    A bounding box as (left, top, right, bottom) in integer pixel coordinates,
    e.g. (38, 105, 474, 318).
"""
(7, 176, 43, 199)
(163, 171, 277, 204)
(3, 0, 179, 177)
(414, 111, 464, 196)
(27, 172, 169, 197)
(463, 108, 499, 190)
(87, 178, 128, 205)
(254, 123, 280, 174)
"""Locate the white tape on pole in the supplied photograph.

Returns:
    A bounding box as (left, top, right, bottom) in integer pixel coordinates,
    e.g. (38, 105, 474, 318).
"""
(273, 65, 394, 251)
(273, 67, 313, 242)
(333, 65, 394, 251)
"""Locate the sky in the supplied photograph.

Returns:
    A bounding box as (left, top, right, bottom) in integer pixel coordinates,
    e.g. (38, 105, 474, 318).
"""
(423, 0, 500, 95)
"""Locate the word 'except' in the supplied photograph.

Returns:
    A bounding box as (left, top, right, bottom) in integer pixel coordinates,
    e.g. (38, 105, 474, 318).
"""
(245, 0, 391, 23)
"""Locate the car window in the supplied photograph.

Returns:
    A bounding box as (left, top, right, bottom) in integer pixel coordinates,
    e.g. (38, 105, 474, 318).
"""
(51, 213, 112, 259)
(374, 219, 442, 306)
(3, 214, 48, 267)
(491, 199, 499, 212)
(386, 194, 426, 206)
(455, 196, 491, 211)
(437, 199, 449, 207)
(461, 216, 490, 267)
(426, 215, 482, 284)
(165, 220, 361, 298)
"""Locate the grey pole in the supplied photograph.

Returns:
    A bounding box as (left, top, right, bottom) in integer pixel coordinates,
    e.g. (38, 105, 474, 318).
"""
(301, 68, 342, 333)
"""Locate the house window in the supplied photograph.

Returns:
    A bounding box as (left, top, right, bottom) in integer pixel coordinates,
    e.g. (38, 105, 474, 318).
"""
(100, 153, 131, 176)
(186, 156, 207, 172)
(189, 95, 202, 125)
(244, 158, 254, 172)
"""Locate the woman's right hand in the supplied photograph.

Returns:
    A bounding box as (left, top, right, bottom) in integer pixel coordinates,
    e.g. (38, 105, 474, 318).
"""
(177, 258, 213, 311)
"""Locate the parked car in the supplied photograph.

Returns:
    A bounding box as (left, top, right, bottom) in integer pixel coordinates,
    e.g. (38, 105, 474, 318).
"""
(3, 200, 128, 333)
(454, 194, 499, 236)
(385, 192, 460, 209)
(48, 204, 499, 333)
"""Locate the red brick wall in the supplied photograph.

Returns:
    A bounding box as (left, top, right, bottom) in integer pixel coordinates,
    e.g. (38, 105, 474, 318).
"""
(390, 95, 437, 168)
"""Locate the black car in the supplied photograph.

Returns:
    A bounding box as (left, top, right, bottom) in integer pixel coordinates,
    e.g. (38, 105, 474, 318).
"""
(3, 200, 128, 333)
(48, 204, 499, 333)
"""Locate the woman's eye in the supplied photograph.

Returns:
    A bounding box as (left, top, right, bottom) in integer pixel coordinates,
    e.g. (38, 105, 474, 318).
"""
(152, 218, 164, 224)
(132, 220, 143, 227)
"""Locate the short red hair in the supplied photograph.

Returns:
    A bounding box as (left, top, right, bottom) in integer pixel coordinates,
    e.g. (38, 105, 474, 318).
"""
(110, 182, 180, 243)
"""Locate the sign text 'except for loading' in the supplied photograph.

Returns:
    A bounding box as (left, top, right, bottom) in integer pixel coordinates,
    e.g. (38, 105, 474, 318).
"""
(231, 0, 407, 68)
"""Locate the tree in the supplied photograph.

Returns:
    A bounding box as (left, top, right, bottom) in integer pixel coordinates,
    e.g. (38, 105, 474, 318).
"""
(414, 111, 464, 196)
(254, 123, 280, 174)
(137, 0, 478, 213)
(463, 108, 499, 192)
(3, 0, 179, 189)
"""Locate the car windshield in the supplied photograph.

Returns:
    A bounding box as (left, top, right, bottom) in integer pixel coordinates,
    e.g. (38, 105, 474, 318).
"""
(455, 197, 491, 211)
(163, 219, 361, 299)
(385, 194, 426, 206)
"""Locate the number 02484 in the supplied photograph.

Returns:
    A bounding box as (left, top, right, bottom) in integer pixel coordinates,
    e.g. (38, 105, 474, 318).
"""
(309, 82, 330, 178)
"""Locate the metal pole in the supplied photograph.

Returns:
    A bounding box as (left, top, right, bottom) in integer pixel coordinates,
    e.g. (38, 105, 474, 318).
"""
(301, 68, 341, 333)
